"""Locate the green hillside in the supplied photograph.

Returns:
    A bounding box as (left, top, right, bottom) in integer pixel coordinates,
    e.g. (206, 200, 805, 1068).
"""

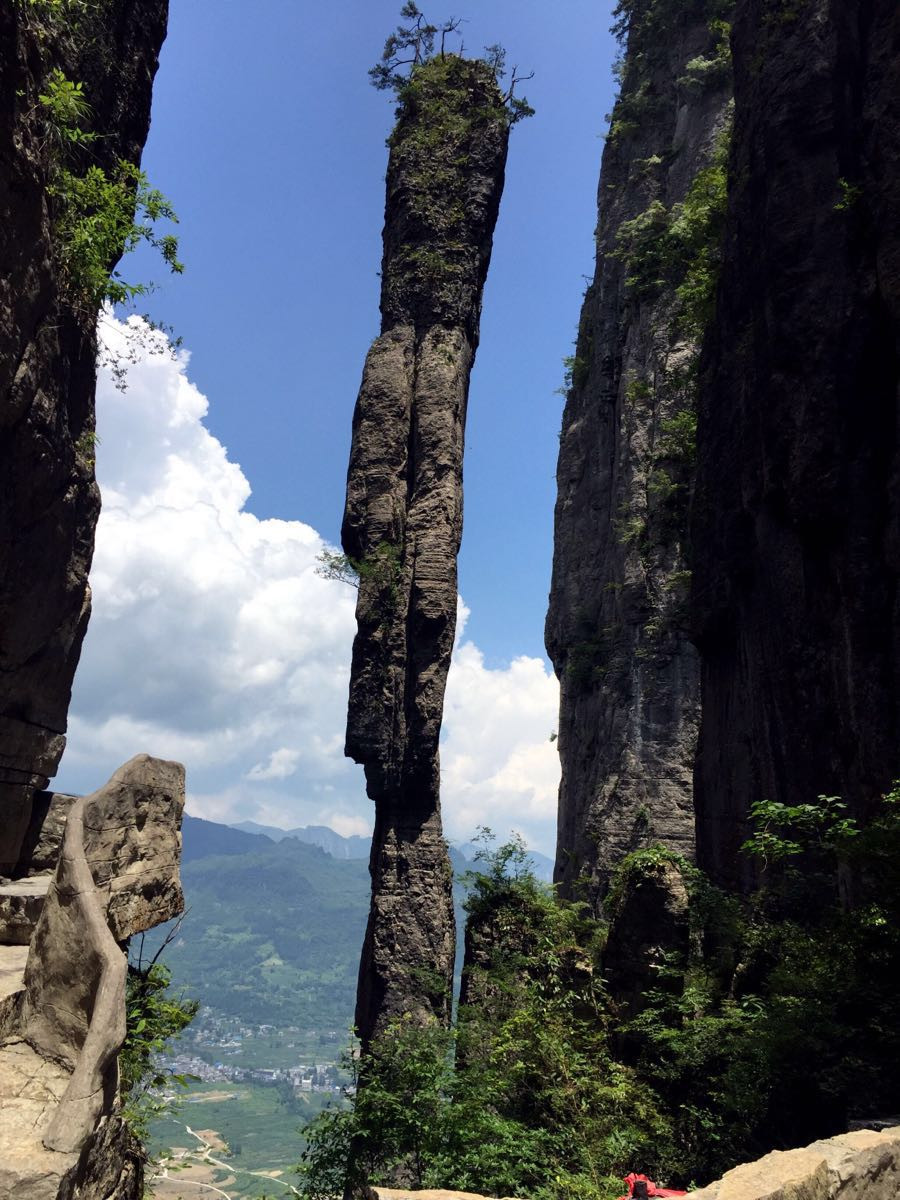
(158, 834, 371, 1029)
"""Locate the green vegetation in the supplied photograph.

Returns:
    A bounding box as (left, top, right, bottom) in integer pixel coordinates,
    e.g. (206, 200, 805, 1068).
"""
(299, 836, 658, 1200)
(298, 793, 900, 1199)
(611, 0, 732, 51)
(120, 942, 199, 1143)
(150, 1080, 338, 1200)
(317, 540, 403, 611)
(370, 2, 534, 125)
(143, 838, 371, 1029)
(369, 5, 531, 319)
(679, 19, 732, 91)
(612, 112, 731, 336)
(19, 2, 184, 321)
(51, 160, 183, 311)
(834, 177, 863, 212)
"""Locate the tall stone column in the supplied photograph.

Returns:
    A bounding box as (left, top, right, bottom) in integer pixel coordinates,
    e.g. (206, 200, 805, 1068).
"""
(546, 0, 733, 903)
(342, 55, 510, 1047)
(0, 0, 169, 873)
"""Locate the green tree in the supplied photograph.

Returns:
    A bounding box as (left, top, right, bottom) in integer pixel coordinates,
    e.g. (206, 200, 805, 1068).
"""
(119, 932, 199, 1144)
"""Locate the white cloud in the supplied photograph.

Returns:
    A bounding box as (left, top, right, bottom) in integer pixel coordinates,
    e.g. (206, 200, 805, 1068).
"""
(60, 317, 559, 855)
(246, 747, 303, 781)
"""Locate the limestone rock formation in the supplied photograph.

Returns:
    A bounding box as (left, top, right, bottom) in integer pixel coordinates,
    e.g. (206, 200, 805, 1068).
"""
(0, 755, 185, 1199)
(690, 1124, 900, 1200)
(546, 0, 733, 900)
(691, 0, 900, 889)
(342, 56, 510, 1046)
(0, 0, 169, 873)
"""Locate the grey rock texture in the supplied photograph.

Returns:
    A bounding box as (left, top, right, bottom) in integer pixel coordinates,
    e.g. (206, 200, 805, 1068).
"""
(342, 56, 509, 1046)
(691, 0, 900, 889)
(546, 0, 732, 901)
(0, 876, 50, 945)
(57, 1117, 143, 1200)
(15, 792, 78, 877)
(0, 756, 184, 1196)
(0, 0, 169, 873)
(690, 1125, 900, 1200)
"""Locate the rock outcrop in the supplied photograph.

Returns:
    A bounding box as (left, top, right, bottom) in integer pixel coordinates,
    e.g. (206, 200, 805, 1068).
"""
(546, 0, 733, 900)
(691, 0, 900, 889)
(0, 755, 184, 1199)
(342, 56, 510, 1046)
(365, 1125, 900, 1200)
(0, 0, 169, 873)
(690, 1124, 900, 1200)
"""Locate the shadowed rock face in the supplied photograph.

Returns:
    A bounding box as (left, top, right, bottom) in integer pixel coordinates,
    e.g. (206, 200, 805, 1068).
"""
(0, 0, 169, 873)
(691, 0, 900, 890)
(546, 0, 732, 902)
(342, 56, 509, 1046)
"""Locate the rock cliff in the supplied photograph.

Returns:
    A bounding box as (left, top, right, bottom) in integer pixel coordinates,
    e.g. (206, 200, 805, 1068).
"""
(546, 0, 732, 899)
(691, 0, 900, 889)
(0, 0, 168, 873)
(341, 55, 510, 1046)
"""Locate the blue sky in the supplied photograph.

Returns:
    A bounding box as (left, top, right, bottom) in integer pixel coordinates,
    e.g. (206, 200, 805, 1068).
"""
(59, 3, 620, 854)
(130, 0, 618, 666)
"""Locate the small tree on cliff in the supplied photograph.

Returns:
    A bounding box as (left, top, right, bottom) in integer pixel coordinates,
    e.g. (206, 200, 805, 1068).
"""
(369, 2, 534, 124)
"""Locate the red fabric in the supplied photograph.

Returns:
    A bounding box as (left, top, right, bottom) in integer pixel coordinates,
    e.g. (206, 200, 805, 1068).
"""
(615, 1172, 688, 1199)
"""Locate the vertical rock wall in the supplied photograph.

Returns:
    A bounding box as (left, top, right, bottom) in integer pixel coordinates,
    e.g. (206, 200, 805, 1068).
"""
(691, 0, 900, 889)
(342, 56, 510, 1047)
(546, 0, 732, 900)
(0, 0, 169, 873)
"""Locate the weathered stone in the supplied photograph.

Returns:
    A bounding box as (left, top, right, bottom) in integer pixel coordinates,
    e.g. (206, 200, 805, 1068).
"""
(15, 792, 78, 877)
(0, 876, 51, 945)
(16, 756, 183, 1154)
(546, 0, 732, 903)
(342, 57, 510, 1047)
(57, 1116, 143, 1200)
(690, 1125, 900, 1200)
(0, 944, 28, 1040)
(81, 754, 185, 940)
(0, 0, 169, 873)
(691, 0, 900, 889)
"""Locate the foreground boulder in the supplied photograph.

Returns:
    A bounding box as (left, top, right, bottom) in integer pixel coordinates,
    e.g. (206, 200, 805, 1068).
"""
(0, 755, 185, 1200)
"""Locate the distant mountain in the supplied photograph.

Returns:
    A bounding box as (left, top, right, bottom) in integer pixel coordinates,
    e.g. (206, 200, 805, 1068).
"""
(182, 814, 275, 863)
(449, 841, 555, 882)
(231, 819, 371, 859)
(229, 820, 553, 877)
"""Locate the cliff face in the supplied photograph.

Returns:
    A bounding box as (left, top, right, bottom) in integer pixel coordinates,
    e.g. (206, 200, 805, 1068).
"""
(342, 56, 509, 1046)
(546, 0, 732, 899)
(691, 0, 900, 888)
(0, 0, 169, 873)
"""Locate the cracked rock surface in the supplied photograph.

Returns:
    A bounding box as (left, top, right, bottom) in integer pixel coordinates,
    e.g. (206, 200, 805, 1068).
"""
(342, 56, 510, 1046)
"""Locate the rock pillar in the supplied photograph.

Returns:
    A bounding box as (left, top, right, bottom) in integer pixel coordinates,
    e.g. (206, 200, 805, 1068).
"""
(342, 55, 510, 1046)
